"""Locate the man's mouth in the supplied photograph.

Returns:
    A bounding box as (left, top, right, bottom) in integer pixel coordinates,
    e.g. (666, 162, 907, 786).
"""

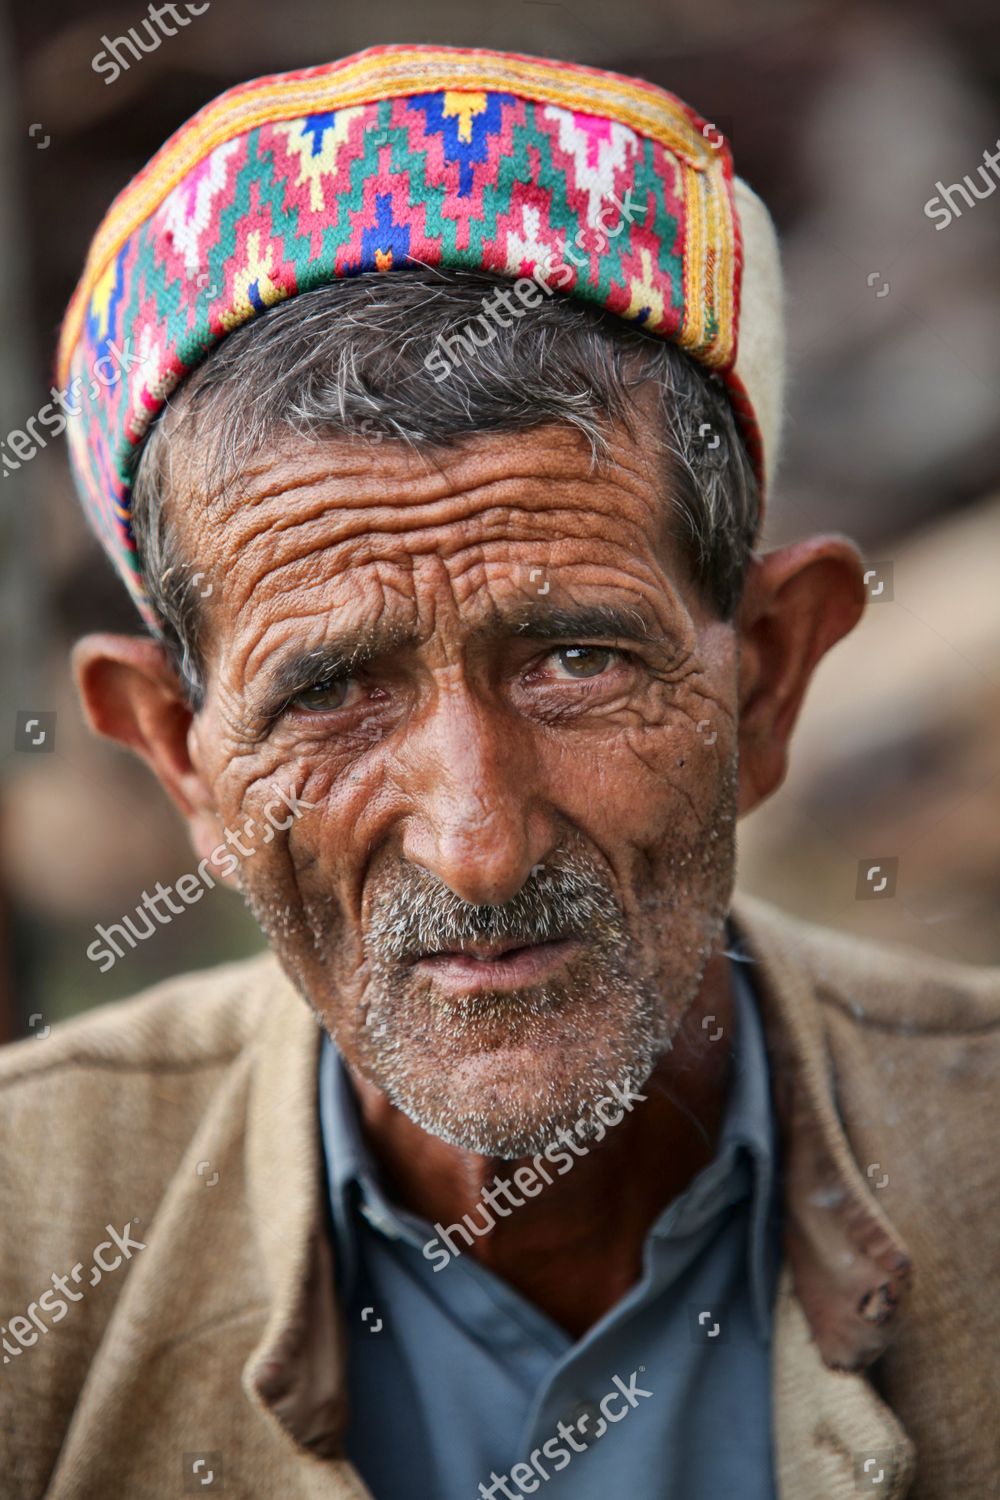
(411, 936, 578, 993)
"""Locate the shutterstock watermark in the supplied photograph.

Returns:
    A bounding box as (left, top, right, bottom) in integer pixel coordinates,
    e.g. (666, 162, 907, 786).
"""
(1, 340, 146, 481)
(422, 1075, 647, 1272)
(92, 2, 211, 86)
(476, 1367, 653, 1496)
(423, 188, 647, 383)
(1, 1221, 145, 1367)
(86, 784, 316, 973)
(923, 138, 1000, 230)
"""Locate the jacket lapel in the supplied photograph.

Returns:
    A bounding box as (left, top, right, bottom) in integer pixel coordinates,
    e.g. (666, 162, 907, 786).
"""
(732, 895, 917, 1497)
(772, 1263, 915, 1497)
(242, 978, 349, 1460)
(731, 894, 915, 1369)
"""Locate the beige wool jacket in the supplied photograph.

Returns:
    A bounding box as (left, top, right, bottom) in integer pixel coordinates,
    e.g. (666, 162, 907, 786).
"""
(0, 894, 997, 1499)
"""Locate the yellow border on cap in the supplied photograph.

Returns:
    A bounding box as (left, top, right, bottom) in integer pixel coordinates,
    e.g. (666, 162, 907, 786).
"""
(58, 45, 736, 382)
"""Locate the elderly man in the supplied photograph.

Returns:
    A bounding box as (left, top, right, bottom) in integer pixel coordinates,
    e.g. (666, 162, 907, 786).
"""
(1, 44, 996, 1500)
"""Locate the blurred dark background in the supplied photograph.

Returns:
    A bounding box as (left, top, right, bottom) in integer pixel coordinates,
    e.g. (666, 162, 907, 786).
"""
(2, 0, 998, 1039)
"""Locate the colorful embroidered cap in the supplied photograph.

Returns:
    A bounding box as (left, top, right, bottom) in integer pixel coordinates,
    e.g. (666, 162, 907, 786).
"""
(58, 44, 785, 624)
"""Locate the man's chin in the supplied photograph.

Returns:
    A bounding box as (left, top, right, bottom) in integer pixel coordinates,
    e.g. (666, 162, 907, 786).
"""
(344, 926, 708, 1155)
(388, 1082, 585, 1160)
(365, 1030, 657, 1159)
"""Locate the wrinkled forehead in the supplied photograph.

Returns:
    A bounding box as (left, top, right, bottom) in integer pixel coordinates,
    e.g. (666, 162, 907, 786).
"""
(165, 416, 693, 671)
(155, 359, 669, 525)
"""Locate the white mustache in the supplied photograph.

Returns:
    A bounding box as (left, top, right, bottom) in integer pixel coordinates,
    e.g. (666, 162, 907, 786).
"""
(365, 855, 623, 965)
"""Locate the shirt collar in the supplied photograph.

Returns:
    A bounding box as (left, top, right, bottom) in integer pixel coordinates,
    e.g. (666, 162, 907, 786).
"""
(726, 945, 780, 1338)
(639, 948, 777, 1340)
(319, 1032, 432, 1301)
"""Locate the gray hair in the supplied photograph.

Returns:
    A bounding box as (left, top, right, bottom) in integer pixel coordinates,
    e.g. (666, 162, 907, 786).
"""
(131, 267, 760, 705)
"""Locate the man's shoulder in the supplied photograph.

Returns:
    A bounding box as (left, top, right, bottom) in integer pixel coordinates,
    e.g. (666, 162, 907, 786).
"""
(0, 946, 287, 1099)
(0, 949, 296, 1171)
(0, 949, 299, 1301)
(734, 891, 1000, 1274)
(0, 949, 305, 1462)
(733, 889, 1000, 1037)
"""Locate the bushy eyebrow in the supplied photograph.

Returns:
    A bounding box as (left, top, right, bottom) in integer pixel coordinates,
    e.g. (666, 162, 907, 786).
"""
(252, 602, 669, 716)
(254, 624, 415, 714)
(499, 603, 660, 642)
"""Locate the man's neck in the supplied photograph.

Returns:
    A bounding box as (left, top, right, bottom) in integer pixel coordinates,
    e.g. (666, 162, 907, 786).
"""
(349, 950, 736, 1338)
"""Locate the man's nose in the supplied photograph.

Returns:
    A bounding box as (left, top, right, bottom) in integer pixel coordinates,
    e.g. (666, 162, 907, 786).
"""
(397, 688, 554, 907)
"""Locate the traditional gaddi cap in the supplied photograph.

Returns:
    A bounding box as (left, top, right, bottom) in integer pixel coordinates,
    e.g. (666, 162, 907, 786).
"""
(58, 44, 785, 624)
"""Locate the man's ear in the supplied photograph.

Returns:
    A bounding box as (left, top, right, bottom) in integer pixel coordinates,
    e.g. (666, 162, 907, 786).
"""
(72, 633, 215, 832)
(736, 535, 865, 816)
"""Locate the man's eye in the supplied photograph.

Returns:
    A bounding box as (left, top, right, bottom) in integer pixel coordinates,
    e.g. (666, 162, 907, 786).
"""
(291, 678, 355, 712)
(550, 646, 617, 679)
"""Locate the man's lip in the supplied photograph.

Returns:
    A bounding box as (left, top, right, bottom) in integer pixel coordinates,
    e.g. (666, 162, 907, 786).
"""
(411, 936, 578, 992)
(416, 938, 561, 961)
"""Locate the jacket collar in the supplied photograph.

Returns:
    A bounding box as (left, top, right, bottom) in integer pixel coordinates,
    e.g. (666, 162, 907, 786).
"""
(241, 991, 345, 1461)
(729, 892, 914, 1372)
(241, 892, 915, 1461)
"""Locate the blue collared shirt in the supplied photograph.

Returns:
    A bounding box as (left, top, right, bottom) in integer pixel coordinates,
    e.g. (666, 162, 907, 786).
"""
(318, 953, 780, 1500)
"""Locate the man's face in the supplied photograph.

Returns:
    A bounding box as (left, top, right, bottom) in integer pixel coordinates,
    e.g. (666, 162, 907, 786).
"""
(177, 414, 741, 1156)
